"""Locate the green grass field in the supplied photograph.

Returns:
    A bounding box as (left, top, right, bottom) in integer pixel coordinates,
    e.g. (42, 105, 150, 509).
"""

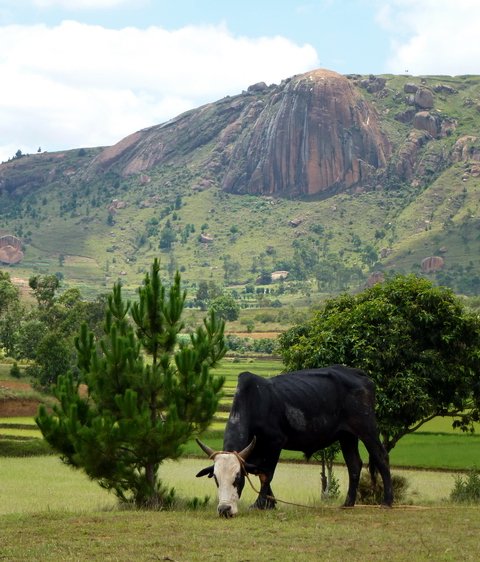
(0, 456, 463, 516)
(1, 506, 479, 562)
(0, 456, 479, 561)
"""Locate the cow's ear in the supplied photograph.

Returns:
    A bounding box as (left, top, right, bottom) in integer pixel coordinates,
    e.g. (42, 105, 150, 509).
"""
(244, 463, 260, 475)
(196, 466, 214, 478)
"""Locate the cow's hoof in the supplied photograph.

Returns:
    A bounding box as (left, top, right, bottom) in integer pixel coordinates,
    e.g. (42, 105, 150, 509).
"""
(250, 499, 276, 510)
(341, 501, 355, 509)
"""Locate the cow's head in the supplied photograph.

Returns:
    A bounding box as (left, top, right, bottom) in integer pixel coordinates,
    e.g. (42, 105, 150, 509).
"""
(196, 437, 256, 517)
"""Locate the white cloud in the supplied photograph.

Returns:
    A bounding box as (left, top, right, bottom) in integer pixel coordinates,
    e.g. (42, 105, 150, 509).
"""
(0, 21, 318, 162)
(377, 0, 480, 75)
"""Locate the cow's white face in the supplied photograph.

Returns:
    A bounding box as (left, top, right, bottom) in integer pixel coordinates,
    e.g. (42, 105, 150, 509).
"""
(196, 437, 256, 518)
(212, 453, 245, 517)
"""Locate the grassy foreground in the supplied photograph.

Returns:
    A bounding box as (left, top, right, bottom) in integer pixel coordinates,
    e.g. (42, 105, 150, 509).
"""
(1, 504, 479, 561)
(0, 457, 479, 560)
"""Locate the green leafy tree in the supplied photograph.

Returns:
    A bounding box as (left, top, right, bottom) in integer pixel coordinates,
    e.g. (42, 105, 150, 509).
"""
(279, 274, 480, 453)
(209, 293, 240, 322)
(10, 362, 22, 379)
(0, 271, 19, 316)
(16, 318, 46, 360)
(291, 239, 319, 280)
(17, 285, 105, 384)
(194, 280, 222, 310)
(313, 443, 341, 499)
(28, 274, 60, 311)
(27, 331, 73, 388)
(0, 272, 21, 356)
(159, 220, 177, 250)
(0, 302, 22, 357)
(36, 259, 226, 508)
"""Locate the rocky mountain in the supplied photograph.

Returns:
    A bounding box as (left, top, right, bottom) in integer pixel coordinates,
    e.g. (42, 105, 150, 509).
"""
(90, 69, 390, 197)
(1, 69, 480, 296)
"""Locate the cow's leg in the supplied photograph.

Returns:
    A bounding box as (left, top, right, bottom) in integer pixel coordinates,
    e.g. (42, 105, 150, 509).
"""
(339, 433, 362, 507)
(361, 434, 393, 507)
(250, 472, 276, 510)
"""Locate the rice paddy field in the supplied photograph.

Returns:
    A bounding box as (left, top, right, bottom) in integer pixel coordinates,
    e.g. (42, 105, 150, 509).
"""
(2, 356, 480, 468)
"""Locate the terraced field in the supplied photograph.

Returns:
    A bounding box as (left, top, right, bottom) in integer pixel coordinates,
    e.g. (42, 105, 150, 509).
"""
(2, 357, 480, 469)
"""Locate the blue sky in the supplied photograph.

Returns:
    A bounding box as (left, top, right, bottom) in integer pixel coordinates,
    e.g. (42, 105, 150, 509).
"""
(1, 0, 479, 162)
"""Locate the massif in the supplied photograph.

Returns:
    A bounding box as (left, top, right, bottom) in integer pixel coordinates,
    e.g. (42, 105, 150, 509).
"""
(2, 68, 479, 199)
(1, 68, 480, 293)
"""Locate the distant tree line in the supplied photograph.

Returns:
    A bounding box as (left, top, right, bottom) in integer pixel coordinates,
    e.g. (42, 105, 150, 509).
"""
(0, 271, 107, 387)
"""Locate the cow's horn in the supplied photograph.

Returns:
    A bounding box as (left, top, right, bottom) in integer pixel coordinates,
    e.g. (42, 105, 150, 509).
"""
(238, 436, 256, 460)
(196, 438, 216, 458)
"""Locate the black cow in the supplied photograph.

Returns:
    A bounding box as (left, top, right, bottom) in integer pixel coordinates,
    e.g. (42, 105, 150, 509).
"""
(197, 365, 393, 517)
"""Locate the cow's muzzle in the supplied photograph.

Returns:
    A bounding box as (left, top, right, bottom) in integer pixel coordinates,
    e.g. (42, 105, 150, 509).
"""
(218, 503, 234, 518)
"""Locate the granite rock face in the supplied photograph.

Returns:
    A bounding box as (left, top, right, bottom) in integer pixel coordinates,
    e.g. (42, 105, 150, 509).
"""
(221, 69, 391, 197)
(90, 69, 391, 198)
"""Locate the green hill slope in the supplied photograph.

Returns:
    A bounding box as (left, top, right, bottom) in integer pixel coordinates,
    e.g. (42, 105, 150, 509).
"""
(1, 71, 480, 298)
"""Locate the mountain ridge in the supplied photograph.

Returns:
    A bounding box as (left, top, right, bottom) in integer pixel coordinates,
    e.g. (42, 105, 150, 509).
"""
(1, 69, 480, 297)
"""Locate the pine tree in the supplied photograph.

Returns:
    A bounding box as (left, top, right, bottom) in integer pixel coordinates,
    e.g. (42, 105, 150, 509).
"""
(36, 258, 226, 508)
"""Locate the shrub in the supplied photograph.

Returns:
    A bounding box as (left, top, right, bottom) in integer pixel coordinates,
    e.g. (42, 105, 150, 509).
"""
(356, 471, 408, 505)
(450, 469, 480, 503)
(323, 472, 341, 500)
(186, 495, 211, 510)
(10, 362, 21, 378)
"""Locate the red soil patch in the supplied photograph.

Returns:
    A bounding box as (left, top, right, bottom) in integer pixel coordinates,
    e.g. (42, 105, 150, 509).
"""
(0, 380, 85, 417)
(0, 380, 40, 417)
(0, 399, 39, 417)
(0, 380, 32, 392)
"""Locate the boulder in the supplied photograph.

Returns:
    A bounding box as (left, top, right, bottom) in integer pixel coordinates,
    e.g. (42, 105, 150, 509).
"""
(367, 76, 387, 93)
(393, 130, 431, 180)
(451, 136, 480, 162)
(440, 118, 457, 137)
(413, 111, 441, 137)
(432, 84, 457, 94)
(421, 256, 444, 273)
(404, 83, 418, 94)
(271, 271, 289, 281)
(405, 94, 416, 106)
(394, 109, 416, 124)
(0, 235, 23, 264)
(414, 88, 434, 109)
(247, 82, 268, 93)
(359, 75, 386, 93)
(107, 199, 127, 213)
(200, 233, 214, 243)
(289, 218, 303, 227)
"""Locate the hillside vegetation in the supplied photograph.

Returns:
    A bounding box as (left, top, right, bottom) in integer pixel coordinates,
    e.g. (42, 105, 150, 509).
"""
(0, 71, 480, 299)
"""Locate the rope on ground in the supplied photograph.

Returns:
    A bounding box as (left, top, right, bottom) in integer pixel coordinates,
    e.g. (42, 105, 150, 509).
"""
(245, 472, 442, 510)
